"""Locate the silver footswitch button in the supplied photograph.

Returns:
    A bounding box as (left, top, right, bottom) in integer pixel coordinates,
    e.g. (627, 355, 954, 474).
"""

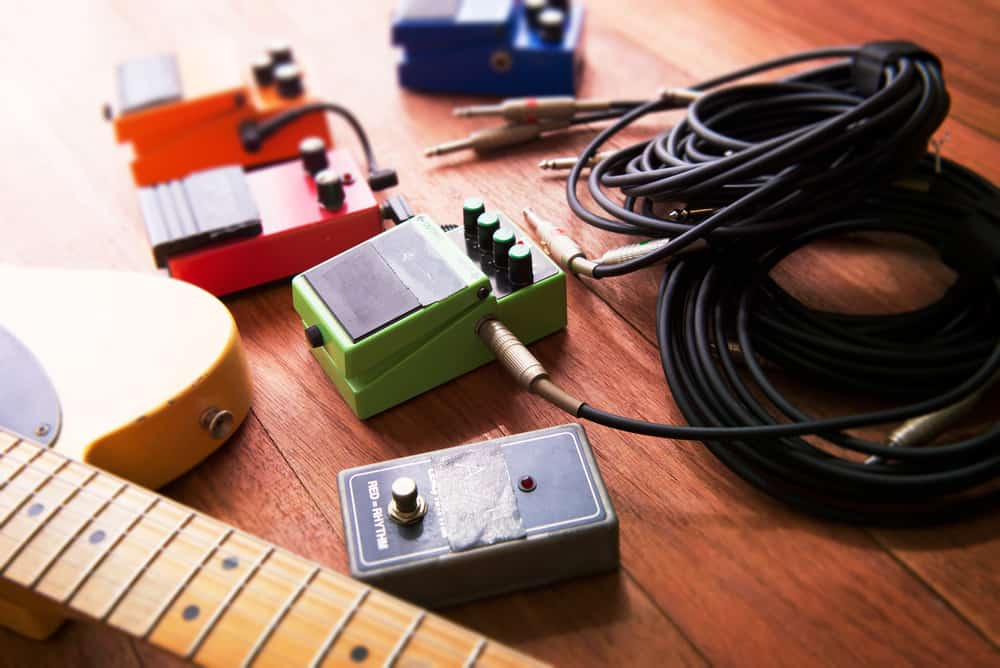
(389, 477, 427, 525)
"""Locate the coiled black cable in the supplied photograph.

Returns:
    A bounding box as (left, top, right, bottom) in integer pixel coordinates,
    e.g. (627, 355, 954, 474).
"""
(565, 44, 951, 276)
(575, 156, 1000, 525)
(551, 43, 1000, 524)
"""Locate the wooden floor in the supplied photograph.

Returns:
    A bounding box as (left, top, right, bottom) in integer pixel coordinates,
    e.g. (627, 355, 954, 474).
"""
(2, 0, 998, 665)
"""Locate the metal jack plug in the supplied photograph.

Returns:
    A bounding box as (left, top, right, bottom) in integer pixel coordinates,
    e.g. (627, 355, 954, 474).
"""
(424, 120, 570, 157)
(522, 208, 597, 277)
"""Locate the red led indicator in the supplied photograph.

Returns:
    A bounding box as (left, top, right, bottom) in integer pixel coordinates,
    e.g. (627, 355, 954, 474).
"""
(518, 475, 537, 492)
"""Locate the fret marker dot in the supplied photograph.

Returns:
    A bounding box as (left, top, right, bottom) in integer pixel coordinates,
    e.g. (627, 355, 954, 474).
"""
(89, 530, 106, 544)
(27, 503, 44, 517)
(182, 604, 200, 621)
(350, 645, 369, 662)
(222, 556, 239, 570)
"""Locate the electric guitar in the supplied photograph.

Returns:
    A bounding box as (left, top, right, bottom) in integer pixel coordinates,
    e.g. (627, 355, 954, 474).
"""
(0, 266, 541, 667)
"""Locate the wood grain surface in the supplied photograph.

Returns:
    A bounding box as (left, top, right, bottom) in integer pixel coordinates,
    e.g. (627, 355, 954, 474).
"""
(1, 0, 998, 665)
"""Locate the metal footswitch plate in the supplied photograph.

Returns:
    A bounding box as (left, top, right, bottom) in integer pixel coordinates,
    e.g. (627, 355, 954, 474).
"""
(338, 423, 619, 608)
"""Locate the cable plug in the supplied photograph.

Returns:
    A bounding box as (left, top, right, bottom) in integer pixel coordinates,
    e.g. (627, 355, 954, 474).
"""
(538, 150, 615, 171)
(522, 208, 596, 276)
(379, 194, 414, 225)
(367, 167, 398, 191)
(424, 121, 569, 158)
(454, 96, 625, 123)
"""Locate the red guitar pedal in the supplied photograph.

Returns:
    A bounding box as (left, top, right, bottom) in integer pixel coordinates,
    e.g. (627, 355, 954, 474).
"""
(139, 139, 384, 296)
(109, 43, 333, 186)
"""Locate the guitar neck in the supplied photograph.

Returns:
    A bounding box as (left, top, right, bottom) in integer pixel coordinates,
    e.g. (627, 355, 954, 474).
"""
(0, 432, 542, 667)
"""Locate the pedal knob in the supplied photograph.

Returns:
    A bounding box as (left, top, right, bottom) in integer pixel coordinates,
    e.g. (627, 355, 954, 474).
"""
(299, 136, 329, 176)
(537, 8, 566, 43)
(389, 477, 427, 525)
(477, 211, 500, 252)
(508, 244, 534, 288)
(251, 54, 274, 86)
(463, 197, 485, 239)
(493, 228, 515, 267)
(316, 170, 345, 211)
(275, 63, 304, 98)
(525, 0, 547, 26)
(268, 41, 294, 65)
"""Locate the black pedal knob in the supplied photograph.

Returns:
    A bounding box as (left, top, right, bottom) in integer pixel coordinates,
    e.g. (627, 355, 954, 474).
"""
(508, 244, 534, 287)
(275, 63, 304, 98)
(477, 212, 500, 252)
(463, 197, 485, 239)
(268, 41, 294, 65)
(536, 8, 566, 43)
(251, 54, 274, 86)
(493, 228, 515, 266)
(525, 0, 547, 25)
(316, 170, 345, 210)
(299, 136, 329, 176)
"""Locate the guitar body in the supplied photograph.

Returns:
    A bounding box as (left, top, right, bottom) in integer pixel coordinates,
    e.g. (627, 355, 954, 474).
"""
(0, 265, 252, 639)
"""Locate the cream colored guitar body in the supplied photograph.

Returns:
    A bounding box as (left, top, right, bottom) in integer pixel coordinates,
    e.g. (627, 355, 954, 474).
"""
(0, 265, 252, 638)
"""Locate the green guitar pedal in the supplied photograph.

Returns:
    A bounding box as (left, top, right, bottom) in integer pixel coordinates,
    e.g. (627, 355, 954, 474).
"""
(292, 198, 567, 418)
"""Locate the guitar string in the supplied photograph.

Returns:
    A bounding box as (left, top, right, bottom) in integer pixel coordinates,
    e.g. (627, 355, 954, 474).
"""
(0, 461, 476, 665)
(0, 449, 478, 663)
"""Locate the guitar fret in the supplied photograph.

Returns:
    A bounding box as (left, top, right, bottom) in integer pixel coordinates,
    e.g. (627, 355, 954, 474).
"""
(464, 638, 488, 668)
(386, 610, 426, 668)
(2, 468, 99, 587)
(142, 526, 234, 639)
(0, 433, 19, 454)
(0, 459, 77, 571)
(186, 545, 275, 659)
(99, 508, 195, 621)
(240, 565, 321, 668)
(0, 447, 56, 528)
(309, 587, 370, 668)
(62, 493, 158, 605)
(70, 495, 192, 620)
(20, 474, 123, 588)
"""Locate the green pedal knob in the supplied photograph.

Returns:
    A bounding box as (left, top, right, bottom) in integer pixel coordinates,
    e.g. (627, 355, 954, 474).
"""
(508, 243, 533, 287)
(493, 227, 515, 266)
(477, 211, 500, 251)
(291, 200, 567, 418)
(463, 197, 485, 239)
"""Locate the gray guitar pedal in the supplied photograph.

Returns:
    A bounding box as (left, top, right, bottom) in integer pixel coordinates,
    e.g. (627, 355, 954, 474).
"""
(338, 424, 619, 607)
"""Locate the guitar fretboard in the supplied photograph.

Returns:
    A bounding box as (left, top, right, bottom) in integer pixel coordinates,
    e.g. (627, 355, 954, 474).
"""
(0, 432, 541, 667)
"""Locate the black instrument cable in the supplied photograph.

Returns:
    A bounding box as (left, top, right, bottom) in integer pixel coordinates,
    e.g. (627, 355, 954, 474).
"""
(566, 43, 950, 275)
(478, 44, 1000, 525)
(584, 156, 1000, 525)
(240, 102, 398, 191)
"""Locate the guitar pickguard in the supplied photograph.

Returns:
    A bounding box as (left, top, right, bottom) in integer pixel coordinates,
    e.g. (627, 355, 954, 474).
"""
(0, 326, 60, 447)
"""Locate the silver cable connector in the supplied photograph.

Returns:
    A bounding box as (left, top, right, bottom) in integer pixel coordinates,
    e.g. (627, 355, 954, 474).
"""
(425, 120, 570, 157)
(598, 237, 708, 265)
(476, 317, 583, 415)
(867, 372, 998, 465)
(658, 87, 702, 105)
(888, 373, 998, 448)
(455, 96, 624, 123)
(538, 150, 615, 171)
(522, 208, 597, 277)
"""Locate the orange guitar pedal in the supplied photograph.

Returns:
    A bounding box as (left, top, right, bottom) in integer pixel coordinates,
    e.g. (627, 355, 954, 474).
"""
(109, 43, 333, 186)
(139, 138, 386, 296)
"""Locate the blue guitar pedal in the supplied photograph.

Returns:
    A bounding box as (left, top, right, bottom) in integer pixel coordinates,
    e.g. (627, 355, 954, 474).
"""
(392, 0, 586, 96)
